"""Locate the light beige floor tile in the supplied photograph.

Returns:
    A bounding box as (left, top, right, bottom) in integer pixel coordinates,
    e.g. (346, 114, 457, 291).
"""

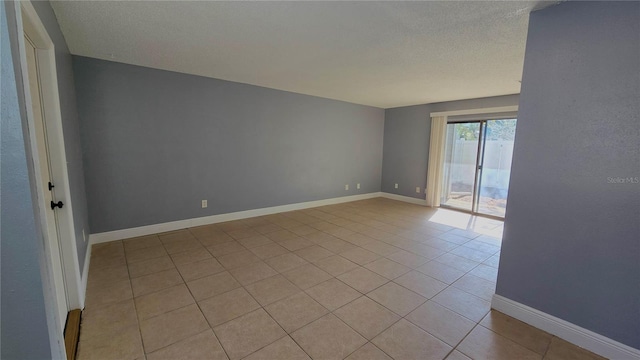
(217, 250, 261, 269)
(446, 350, 472, 360)
(480, 310, 552, 355)
(334, 296, 400, 340)
(386, 250, 429, 268)
(197, 232, 234, 247)
(77, 324, 144, 360)
(483, 254, 500, 268)
(159, 230, 195, 243)
(252, 223, 283, 235)
(313, 255, 359, 276)
(265, 253, 308, 273)
(282, 263, 332, 289)
(228, 261, 277, 285)
(393, 270, 448, 299)
(216, 221, 248, 232)
(294, 245, 334, 262)
(207, 241, 247, 257)
(337, 267, 389, 293)
(124, 235, 162, 252)
(80, 299, 138, 340)
(227, 228, 260, 240)
(176, 258, 225, 281)
(199, 287, 260, 327)
(468, 263, 499, 282)
(433, 253, 480, 272)
(170, 247, 212, 266)
(405, 301, 475, 346)
(543, 336, 606, 360)
(305, 278, 361, 311)
(364, 258, 411, 279)
(449, 245, 494, 262)
(289, 225, 317, 236)
(244, 274, 300, 306)
(249, 243, 289, 260)
(243, 336, 310, 360)
(131, 268, 183, 297)
(404, 243, 448, 260)
(146, 330, 228, 360)
(340, 247, 381, 265)
(266, 229, 299, 242)
(135, 284, 194, 320)
(318, 238, 358, 254)
(128, 256, 175, 279)
(457, 326, 542, 360)
(139, 304, 209, 353)
(372, 319, 452, 360)
(187, 271, 241, 301)
(345, 343, 392, 360)
(84, 278, 133, 308)
(237, 235, 273, 249)
(415, 260, 466, 284)
(126, 245, 168, 264)
(291, 314, 367, 360)
(163, 238, 203, 255)
(87, 263, 129, 288)
(367, 282, 427, 316)
(213, 309, 286, 360)
(361, 241, 400, 256)
(265, 292, 329, 333)
(278, 237, 314, 251)
(93, 241, 125, 258)
(432, 286, 491, 322)
(452, 273, 496, 301)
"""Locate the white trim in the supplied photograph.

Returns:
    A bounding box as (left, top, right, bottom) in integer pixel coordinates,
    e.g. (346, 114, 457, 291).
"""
(430, 105, 518, 118)
(380, 192, 428, 206)
(90, 192, 383, 244)
(81, 239, 92, 308)
(492, 294, 640, 360)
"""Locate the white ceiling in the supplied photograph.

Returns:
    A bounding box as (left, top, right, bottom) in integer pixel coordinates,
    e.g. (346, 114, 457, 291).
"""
(51, 1, 552, 109)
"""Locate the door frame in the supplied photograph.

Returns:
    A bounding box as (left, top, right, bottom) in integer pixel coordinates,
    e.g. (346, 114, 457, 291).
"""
(16, 0, 84, 320)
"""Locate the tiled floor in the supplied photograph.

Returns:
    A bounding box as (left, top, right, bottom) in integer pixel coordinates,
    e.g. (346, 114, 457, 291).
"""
(78, 198, 606, 360)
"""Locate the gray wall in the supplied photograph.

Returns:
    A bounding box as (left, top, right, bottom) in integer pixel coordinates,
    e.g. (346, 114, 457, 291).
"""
(1, 2, 54, 358)
(73, 57, 385, 233)
(381, 94, 519, 198)
(31, 0, 90, 273)
(497, 1, 640, 349)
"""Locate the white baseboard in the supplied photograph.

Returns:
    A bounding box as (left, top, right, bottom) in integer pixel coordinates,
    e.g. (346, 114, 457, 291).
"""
(80, 240, 92, 309)
(380, 192, 428, 206)
(89, 192, 383, 244)
(492, 294, 640, 360)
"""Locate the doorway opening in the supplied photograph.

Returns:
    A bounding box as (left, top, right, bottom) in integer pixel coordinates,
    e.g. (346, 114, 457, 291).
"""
(440, 118, 517, 219)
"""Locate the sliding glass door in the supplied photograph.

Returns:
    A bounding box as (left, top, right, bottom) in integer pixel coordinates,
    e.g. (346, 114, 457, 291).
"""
(440, 118, 517, 218)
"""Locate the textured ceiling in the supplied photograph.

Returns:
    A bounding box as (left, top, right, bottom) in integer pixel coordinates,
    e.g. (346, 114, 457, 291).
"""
(51, 1, 551, 108)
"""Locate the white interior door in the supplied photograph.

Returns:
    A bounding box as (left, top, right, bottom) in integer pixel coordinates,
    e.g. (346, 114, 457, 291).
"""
(24, 33, 69, 332)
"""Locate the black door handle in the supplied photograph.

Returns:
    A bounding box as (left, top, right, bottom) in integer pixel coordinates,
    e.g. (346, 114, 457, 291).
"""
(51, 201, 64, 210)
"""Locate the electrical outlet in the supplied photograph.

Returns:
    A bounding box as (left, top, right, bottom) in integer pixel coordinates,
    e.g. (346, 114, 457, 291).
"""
(416, 187, 420, 193)
(394, 183, 399, 189)
(357, 183, 361, 189)
(345, 184, 349, 191)
(201, 200, 208, 208)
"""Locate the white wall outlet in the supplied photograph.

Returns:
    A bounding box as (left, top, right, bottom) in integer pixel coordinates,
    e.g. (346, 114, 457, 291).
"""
(416, 187, 421, 193)
(345, 184, 349, 191)
(394, 183, 399, 189)
(356, 183, 361, 189)
(201, 200, 208, 208)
